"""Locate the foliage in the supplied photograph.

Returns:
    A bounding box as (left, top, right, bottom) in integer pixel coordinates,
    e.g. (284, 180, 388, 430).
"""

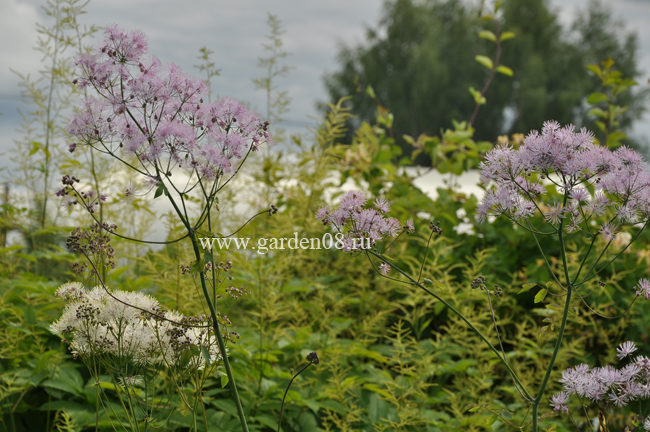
(586, 58, 639, 149)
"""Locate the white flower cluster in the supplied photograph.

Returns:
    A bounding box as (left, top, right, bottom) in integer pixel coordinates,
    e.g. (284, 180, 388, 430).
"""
(51, 282, 220, 368)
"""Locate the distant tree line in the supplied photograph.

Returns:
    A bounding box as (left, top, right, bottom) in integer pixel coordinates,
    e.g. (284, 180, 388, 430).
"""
(324, 0, 646, 153)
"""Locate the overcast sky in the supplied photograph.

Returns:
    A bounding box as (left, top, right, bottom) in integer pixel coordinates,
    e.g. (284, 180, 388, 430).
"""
(1, 0, 649, 172)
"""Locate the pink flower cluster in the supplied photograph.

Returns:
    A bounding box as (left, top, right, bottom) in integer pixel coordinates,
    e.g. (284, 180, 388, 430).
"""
(550, 341, 650, 414)
(68, 26, 271, 180)
(478, 121, 650, 230)
(317, 191, 402, 252)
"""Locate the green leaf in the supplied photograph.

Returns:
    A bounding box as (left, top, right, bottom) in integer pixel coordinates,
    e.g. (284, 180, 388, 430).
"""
(29, 141, 42, 156)
(496, 65, 513, 77)
(365, 85, 376, 99)
(468, 86, 486, 105)
(23, 305, 36, 325)
(363, 383, 392, 399)
(402, 134, 415, 145)
(475, 55, 493, 70)
(252, 415, 278, 430)
(203, 249, 213, 265)
(201, 346, 212, 367)
(588, 107, 607, 119)
(606, 130, 627, 148)
(517, 282, 538, 295)
(154, 183, 164, 199)
(211, 399, 238, 418)
(478, 30, 496, 42)
(297, 412, 318, 432)
(586, 92, 608, 104)
(42, 366, 84, 397)
(98, 381, 118, 391)
(586, 64, 602, 78)
(499, 31, 515, 41)
(534, 288, 547, 304)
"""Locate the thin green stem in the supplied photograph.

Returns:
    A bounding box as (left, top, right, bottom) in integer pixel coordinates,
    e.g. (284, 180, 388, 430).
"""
(190, 234, 249, 432)
(416, 229, 435, 284)
(575, 219, 648, 287)
(532, 193, 573, 432)
(277, 360, 315, 432)
(368, 250, 533, 402)
(161, 183, 249, 432)
(525, 220, 563, 289)
(571, 232, 598, 285)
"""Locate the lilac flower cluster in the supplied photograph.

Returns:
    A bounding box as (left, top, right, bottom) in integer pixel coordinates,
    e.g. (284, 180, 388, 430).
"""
(68, 26, 270, 181)
(550, 341, 650, 417)
(316, 191, 403, 252)
(478, 121, 650, 232)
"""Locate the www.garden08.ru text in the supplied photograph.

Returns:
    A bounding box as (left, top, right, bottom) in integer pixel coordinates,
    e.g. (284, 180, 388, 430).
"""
(199, 232, 370, 254)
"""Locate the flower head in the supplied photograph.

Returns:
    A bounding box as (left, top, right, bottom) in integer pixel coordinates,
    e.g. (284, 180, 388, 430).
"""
(51, 283, 220, 368)
(374, 197, 390, 213)
(553, 341, 650, 418)
(616, 341, 637, 360)
(636, 278, 650, 300)
(317, 191, 403, 252)
(69, 26, 270, 184)
(478, 121, 650, 229)
(550, 392, 569, 413)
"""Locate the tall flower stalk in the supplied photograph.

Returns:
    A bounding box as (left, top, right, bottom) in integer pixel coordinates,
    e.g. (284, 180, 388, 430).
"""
(319, 121, 649, 430)
(63, 26, 272, 432)
(477, 121, 648, 430)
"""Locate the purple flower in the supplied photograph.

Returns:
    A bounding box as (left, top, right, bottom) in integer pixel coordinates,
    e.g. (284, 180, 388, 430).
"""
(599, 223, 616, 242)
(569, 187, 588, 202)
(340, 191, 367, 211)
(316, 191, 404, 252)
(374, 197, 390, 213)
(68, 26, 270, 182)
(478, 121, 650, 229)
(554, 341, 650, 417)
(550, 392, 569, 413)
(379, 262, 390, 275)
(544, 202, 564, 225)
(316, 207, 330, 224)
(636, 278, 650, 300)
(617, 341, 637, 359)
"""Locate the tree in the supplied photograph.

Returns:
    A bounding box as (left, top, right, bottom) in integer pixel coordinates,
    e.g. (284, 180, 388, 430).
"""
(324, 0, 645, 151)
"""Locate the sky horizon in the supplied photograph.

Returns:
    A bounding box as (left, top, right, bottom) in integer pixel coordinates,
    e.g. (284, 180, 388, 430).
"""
(1, 0, 649, 174)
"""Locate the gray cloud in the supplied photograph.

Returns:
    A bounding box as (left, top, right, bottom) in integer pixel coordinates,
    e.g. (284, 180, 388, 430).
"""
(1, 0, 649, 169)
